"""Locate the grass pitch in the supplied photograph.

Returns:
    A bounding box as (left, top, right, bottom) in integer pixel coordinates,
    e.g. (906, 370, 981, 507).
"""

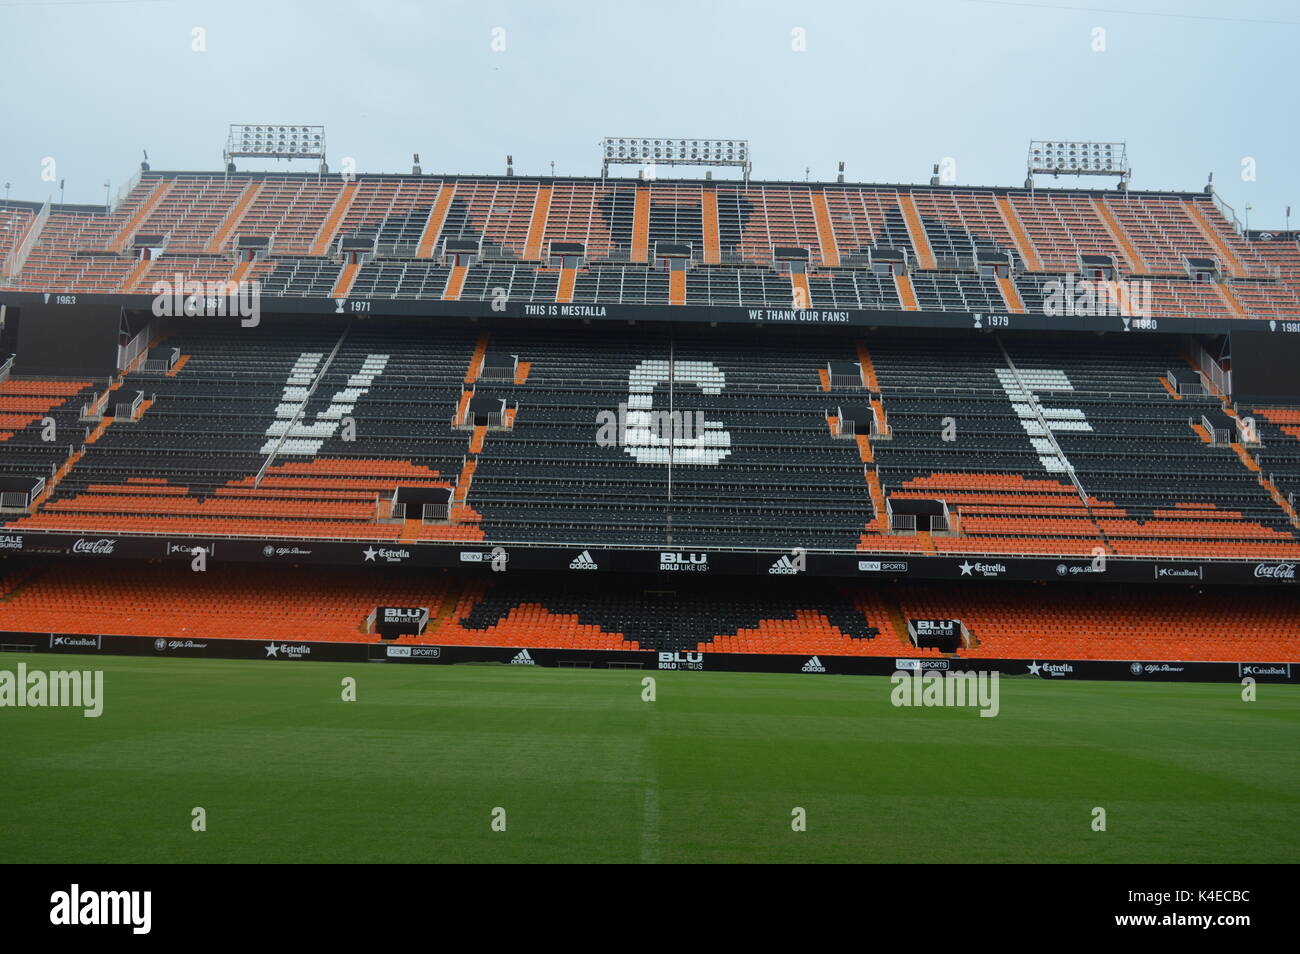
(1, 653, 1296, 863)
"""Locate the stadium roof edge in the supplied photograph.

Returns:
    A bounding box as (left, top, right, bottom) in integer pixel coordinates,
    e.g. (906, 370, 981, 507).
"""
(1, 198, 106, 214)
(107, 168, 1212, 202)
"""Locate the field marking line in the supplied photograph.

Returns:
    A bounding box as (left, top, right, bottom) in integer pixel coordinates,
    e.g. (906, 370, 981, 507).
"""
(641, 781, 659, 865)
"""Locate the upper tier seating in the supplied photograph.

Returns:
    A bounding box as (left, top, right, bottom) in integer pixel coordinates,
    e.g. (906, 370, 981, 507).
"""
(5, 173, 1296, 322)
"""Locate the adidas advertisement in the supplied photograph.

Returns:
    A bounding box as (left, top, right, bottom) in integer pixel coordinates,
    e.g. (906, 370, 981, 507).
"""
(569, 550, 599, 570)
(509, 649, 536, 666)
(801, 656, 827, 673)
(767, 554, 803, 575)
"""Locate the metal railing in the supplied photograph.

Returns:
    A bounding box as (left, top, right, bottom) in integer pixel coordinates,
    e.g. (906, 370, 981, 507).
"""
(114, 391, 144, 422)
(140, 346, 180, 375)
(0, 477, 42, 510)
(116, 323, 152, 372)
(1194, 342, 1232, 396)
(80, 390, 110, 420)
(1199, 413, 1231, 446)
(1166, 367, 1205, 397)
(1212, 191, 1244, 238)
(422, 502, 450, 524)
(890, 513, 916, 534)
(834, 413, 888, 440)
(111, 171, 143, 214)
(3, 199, 49, 280)
(886, 511, 952, 535)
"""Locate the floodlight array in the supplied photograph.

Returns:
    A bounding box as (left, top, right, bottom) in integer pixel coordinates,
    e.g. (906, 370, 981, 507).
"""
(225, 124, 326, 161)
(602, 137, 749, 168)
(1028, 140, 1128, 177)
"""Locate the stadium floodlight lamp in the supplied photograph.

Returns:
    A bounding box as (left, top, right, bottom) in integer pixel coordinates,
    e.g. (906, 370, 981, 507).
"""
(224, 124, 327, 166)
(601, 137, 751, 180)
(1027, 140, 1129, 187)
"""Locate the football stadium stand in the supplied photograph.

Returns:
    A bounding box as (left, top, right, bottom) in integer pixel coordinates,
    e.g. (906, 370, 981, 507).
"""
(1, 171, 1296, 318)
(1, 165, 1298, 675)
(1, 559, 1295, 664)
(2, 321, 1297, 560)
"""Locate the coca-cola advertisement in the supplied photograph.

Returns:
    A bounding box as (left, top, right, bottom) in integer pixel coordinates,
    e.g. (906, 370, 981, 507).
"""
(1254, 563, 1297, 580)
(70, 538, 117, 556)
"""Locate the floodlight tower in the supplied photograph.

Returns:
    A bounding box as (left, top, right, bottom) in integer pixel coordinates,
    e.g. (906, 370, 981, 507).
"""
(223, 124, 328, 174)
(601, 137, 752, 183)
(1026, 140, 1130, 191)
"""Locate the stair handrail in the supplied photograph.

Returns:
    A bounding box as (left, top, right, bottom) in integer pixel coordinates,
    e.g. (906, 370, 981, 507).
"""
(112, 170, 144, 214)
(1211, 191, 1244, 237)
(3, 198, 50, 280)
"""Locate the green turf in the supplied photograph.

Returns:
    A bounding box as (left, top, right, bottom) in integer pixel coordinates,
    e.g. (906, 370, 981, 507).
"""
(1, 653, 1297, 863)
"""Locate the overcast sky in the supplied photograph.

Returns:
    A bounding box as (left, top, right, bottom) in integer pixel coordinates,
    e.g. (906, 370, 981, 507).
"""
(2, 0, 1296, 228)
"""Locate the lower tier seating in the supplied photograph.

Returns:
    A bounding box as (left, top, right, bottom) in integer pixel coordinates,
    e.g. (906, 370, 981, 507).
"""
(896, 582, 1300, 662)
(1, 560, 1296, 663)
